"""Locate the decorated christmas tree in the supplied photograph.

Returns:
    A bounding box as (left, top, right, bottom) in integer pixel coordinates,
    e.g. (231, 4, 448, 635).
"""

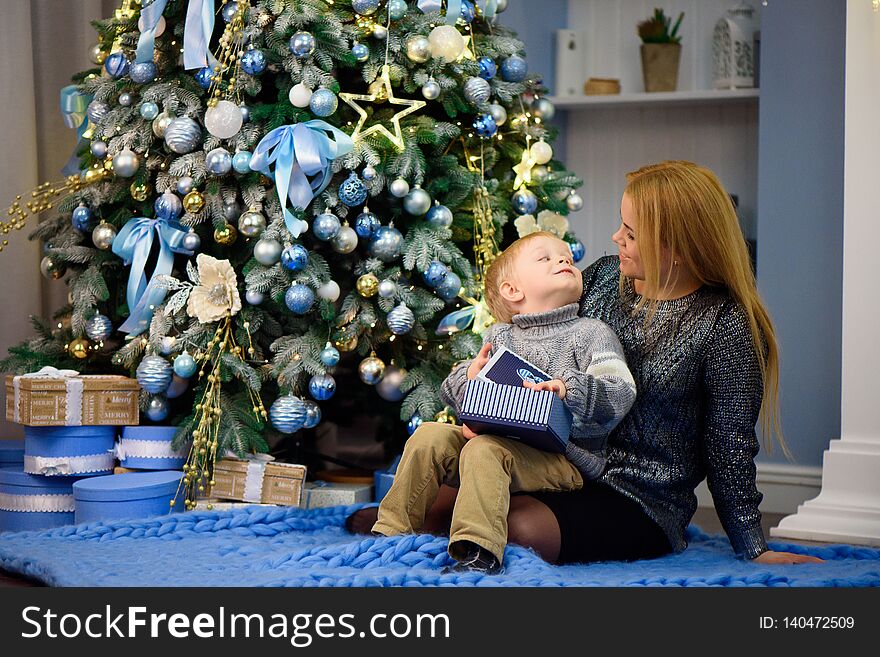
(1, 0, 584, 503)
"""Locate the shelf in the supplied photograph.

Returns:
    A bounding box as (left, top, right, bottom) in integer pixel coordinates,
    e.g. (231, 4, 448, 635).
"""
(547, 88, 760, 110)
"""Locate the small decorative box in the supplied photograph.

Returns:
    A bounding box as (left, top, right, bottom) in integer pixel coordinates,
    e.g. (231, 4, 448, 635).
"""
(0, 439, 25, 467)
(0, 467, 79, 532)
(73, 471, 184, 524)
(301, 481, 373, 509)
(6, 367, 139, 427)
(459, 378, 572, 454)
(192, 498, 278, 511)
(210, 455, 307, 506)
(374, 454, 401, 504)
(24, 425, 117, 477)
(117, 426, 188, 470)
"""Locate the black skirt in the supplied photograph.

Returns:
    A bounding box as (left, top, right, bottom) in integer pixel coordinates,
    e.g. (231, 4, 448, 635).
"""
(526, 479, 674, 565)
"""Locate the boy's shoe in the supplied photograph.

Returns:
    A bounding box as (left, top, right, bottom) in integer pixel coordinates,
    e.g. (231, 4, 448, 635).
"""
(442, 541, 502, 575)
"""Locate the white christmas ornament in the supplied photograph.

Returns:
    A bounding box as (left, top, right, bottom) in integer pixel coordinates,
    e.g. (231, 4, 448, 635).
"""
(428, 25, 465, 62)
(205, 100, 244, 139)
(317, 280, 341, 302)
(289, 82, 313, 108)
(530, 140, 553, 165)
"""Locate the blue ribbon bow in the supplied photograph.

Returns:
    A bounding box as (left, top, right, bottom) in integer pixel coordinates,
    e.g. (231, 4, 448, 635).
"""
(249, 120, 354, 238)
(136, 0, 169, 64)
(111, 216, 193, 335)
(60, 85, 93, 176)
(183, 0, 219, 71)
(417, 0, 497, 24)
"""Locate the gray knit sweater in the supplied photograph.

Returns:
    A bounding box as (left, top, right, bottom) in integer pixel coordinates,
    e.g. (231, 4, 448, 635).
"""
(439, 303, 637, 479)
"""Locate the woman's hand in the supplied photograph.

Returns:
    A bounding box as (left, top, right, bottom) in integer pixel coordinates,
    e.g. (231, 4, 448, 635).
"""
(462, 424, 480, 440)
(751, 549, 825, 564)
(523, 378, 567, 400)
(467, 343, 493, 380)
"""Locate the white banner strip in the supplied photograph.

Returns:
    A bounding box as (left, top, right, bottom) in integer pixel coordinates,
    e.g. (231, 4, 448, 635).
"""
(24, 452, 115, 476)
(0, 492, 75, 513)
(243, 460, 267, 503)
(117, 438, 186, 461)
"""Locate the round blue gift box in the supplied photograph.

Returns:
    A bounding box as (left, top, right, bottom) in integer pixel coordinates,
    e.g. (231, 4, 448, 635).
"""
(73, 471, 184, 524)
(0, 467, 79, 532)
(118, 426, 188, 470)
(24, 425, 116, 477)
(0, 439, 25, 467)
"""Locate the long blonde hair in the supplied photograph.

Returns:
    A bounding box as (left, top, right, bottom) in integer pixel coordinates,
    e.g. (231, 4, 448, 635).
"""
(624, 160, 791, 459)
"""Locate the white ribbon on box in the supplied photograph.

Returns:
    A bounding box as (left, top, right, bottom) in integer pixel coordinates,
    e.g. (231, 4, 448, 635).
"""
(115, 438, 188, 461)
(242, 453, 275, 503)
(12, 366, 84, 426)
(24, 452, 116, 476)
(0, 492, 75, 513)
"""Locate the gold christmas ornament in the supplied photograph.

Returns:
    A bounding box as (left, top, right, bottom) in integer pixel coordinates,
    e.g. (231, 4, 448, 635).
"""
(68, 337, 91, 360)
(183, 190, 206, 214)
(368, 77, 389, 103)
(129, 181, 152, 201)
(356, 273, 379, 298)
(334, 334, 359, 352)
(214, 223, 238, 245)
(358, 351, 386, 385)
(435, 407, 457, 424)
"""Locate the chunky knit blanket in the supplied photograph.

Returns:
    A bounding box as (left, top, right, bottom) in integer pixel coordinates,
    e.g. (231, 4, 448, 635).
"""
(0, 504, 878, 587)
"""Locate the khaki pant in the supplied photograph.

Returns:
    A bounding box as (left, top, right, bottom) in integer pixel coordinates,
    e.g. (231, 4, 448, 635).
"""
(372, 422, 583, 564)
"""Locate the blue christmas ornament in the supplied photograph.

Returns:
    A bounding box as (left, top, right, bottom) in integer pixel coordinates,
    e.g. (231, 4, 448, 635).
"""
(285, 283, 315, 314)
(338, 172, 368, 207)
(435, 271, 462, 301)
(354, 210, 380, 239)
(309, 88, 338, 117)
(104, 52, 130, 78)
(422, 260, 449, 288)
(570, 239, 585, 263)
(289, 31, 317, 59)
(426, 203, 453, 229)
(478, 56, 497, 80)
(84, 313, 113, 341)
(368, 225, 403, 262)
(90, 140, 108, 158)
(136, 355, 173, 394)
(145, 395, 169, 422)
(205, 147, 233, 176)
(241, 49, 267, 75)
(232, 150, 252, 174)
(459, 0, 476, 23)
(303, 400, 322, 429)
(351, 42, 369, 62)
(173, 351, 198, 378)
(319, 342, 340, 367)
(139, 102, 159, 121)
(195, 66, 213, 89)
(352, 0, 380, 15)
(221, 1, 240, 22)
(309, 373, 337, 401)
(154, 190, 183, 222)
(511, 188, 538, 215)
(407, 413, 423, 436)
(387, 302, 415, 335)
(501, 55, 528, 82)
(472, 113, 497, 139)
(129, 61, 157, 84)
(388, 0, 408, 19)
(269, 394, 308, 434)
(71, 205, 92, 232)
(312, 213, 341, 241)
(281, 244, 309, 272)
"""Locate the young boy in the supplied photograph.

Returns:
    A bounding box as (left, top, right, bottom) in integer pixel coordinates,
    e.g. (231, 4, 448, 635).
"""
(371, 231, 637, 573)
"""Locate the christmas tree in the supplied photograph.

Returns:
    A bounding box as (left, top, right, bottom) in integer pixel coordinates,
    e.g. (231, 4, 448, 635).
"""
(1, 0, 584, 502)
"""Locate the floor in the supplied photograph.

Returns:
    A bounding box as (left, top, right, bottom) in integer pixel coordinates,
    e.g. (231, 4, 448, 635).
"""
(0, 507, 826, 587)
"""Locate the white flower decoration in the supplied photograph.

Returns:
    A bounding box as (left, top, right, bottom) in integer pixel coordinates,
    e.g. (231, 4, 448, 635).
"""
(186, 254, 242, 324)
(514, 214, 539, 238)
(537, 210, 570, 238)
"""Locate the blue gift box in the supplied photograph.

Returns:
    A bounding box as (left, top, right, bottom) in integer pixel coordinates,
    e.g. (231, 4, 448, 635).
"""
(117, 426, 188, 470)
(0, 439, 25, 467)
(24, 425, 116, 477)
(459, 378, 572, 454)
(0, 467, 79, 532)
(374, 454, 401, 503)
(73, 471, 184, 524)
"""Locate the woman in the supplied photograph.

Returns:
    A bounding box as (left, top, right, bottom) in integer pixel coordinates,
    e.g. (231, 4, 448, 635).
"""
(349, 160, 822, 566)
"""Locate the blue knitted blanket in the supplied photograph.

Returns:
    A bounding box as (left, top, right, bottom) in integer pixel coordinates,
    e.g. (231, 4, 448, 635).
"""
(1, 504, 878, 587)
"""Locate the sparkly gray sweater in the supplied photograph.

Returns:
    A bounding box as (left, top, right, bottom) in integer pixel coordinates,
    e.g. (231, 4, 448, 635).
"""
(439, 303, 638, 480)
(580, 256, 769, 560)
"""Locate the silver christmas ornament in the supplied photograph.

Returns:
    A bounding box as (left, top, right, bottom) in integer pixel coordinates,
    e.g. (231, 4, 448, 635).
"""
(87, 100, 109, 125)
(352, 0, 379, 15)
(488, 103, 508, 126)
(369, 225, 403, 262)
(362, 164, 377, 181)
(92, 222, 117, 250)
(136, 355, 173, 394)
(238, 209, 267, 238)
(164, 117, 203, 154)
(90, 140, 108, 158)
(389, 178, 410, 198)
(269, 394, 308, 434)
(317, 280, 341, 302)
(84, 314, 113, 341)
(152, 111, 173, 138)
(378, 279, 397, 298)
(205, 147, 233, 175)
(290, 31, 317, 59)
(426, 202, 453, 228)
(463, 76, 492, 106)
(302, 400, 321, 429)
(222, 201, 241, 222)
(253, 238, 283, 265)
(376, 366, 407, 402)
(358, 353, 386, 385)
(182, 230, 201, 251)
(112, 148, 140, 178)
(145, 395, 169, 422)
(160, 336, 177, 355)
(331, 225, 358, 254)
(245, 290, 264, 305)
(387, 303, 415, 335)
(312, 213, 341, 241)
(531, 97, 556, 121)
(372, 24, 388, 40)
(405, 35, 431, 63)
(421, 78, 441, 100)
(566, 192, 584, 212)
(176, 176, 194, 195)
(403, 186, 432, 215)
(118, 92, 134, 107)
(496, 0, 508, 11)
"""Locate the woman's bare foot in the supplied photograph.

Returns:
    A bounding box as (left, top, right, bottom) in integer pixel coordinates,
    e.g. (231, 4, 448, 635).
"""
(345, 506, 379, 534)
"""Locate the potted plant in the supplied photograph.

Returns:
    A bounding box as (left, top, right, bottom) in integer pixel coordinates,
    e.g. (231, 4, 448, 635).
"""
(637, 8, 684, 92)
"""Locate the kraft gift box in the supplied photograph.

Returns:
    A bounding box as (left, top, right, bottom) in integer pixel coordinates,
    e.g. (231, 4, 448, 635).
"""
(24, 425, 117, 477)
(210, 456, 307, 506)
(0, 440, 25, 467)
(73, 471, 184, 524)
(0, 467, 81, 532)
(6, 369, 140, 426)
(458, 378, 572, 454)
(301, 481, 373, 509)
(117, 426, 188, 470)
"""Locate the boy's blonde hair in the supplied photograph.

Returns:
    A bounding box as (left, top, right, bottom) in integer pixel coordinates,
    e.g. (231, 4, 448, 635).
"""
(484, 231, 564, 323)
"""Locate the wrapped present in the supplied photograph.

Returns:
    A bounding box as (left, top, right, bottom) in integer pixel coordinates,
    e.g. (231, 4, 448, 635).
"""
(24, 425, 117, 477)
(6, 367, 139, 426)
(0, 467, 81, 532)
(73, 471, 184, 524)
(116, 426, 188, 470)
(374, 454, 401, 504)
(210, 455, 306, 506)
(459, 378, 572, 454)
(0, 440, 25, 467)
(301, 481, 373, 509)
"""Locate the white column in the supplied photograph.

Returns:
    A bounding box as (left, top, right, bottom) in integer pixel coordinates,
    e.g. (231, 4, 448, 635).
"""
(771, 0, 880, 546)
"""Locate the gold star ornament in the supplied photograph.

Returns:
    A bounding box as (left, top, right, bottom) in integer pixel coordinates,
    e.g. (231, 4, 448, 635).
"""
(340, 65, 426, 151)
(512, 148, 538, 189)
